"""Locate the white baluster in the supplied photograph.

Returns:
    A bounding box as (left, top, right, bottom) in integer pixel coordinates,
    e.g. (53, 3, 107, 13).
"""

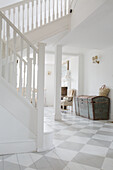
(13, 8, 15, 25)
(9, 50, 12, 83)
(26, 45, 31, 101)
(61, 0, 63, 17)
(33, 50, 36, 106)
(19, 38, 23, 94)
(5, 23, 9, 81)
(13, 31, 17, 88)
(65, 0, 67, 15)
(57, 0, 58, 19)
(3, 16, 5, 41)
(7, 9, 10, 20)
(53, 0, 54, 20)
(48, 0, 50, 22)
(68, 0, 70, 14)
(36, 0, 38, 27)
(0, 16, 2, 77)
(27, 3, 29, 31)
(40, 0, 42, 26)
(18, 6, 20, 30)
(44, 0, 46, 24)
(23, 5, 25, 33)
(24, 62, 26, 96)
(32, 0, 34, 29)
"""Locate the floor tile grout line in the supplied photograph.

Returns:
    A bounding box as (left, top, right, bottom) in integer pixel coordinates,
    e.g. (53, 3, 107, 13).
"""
(52, 149, 69, 167)
(16, 154, 21, 170)
(43, 155, 54, 170)
(2, 155, 4, 170)
(29, 153, 38, 170)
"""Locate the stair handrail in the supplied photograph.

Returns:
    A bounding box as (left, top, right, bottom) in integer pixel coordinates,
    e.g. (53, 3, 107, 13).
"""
(1, 39, 27, 65)
(0, 0, 73, 12)
(0, 11, 38, 53)
(0, 11, 41, 107)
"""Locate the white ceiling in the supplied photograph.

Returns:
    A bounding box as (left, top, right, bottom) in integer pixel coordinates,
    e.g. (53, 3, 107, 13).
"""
(60, 0, 113, 50)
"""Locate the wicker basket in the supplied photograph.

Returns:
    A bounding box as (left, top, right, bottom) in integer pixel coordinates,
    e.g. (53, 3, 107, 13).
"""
(99, 85, 110, 97)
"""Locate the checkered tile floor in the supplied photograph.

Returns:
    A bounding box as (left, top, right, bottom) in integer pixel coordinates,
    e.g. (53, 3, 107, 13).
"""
(0, 107, 113, 170)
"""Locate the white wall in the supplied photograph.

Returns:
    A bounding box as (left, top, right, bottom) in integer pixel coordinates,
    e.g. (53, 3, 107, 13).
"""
(69, 57, 79, 93)
(45, 64, 54, 106)
(44, 56, 79, 106)
(83, 47, 113, 119)
(71, 0, 106, 30)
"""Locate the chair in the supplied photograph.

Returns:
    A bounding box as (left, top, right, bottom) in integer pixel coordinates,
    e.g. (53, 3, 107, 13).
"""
(61, 89, 76, 111)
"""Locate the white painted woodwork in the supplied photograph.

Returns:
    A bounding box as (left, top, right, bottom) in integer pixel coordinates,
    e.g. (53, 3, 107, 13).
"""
(0, 11, 39, 109)
(32, 50, 36, 106)
(13, 31, 17, 87)
(36, 43, 45, 152)
(53, 0, 54, 20)
(19, 38, 23, 94)
(26, 45, 31, 101)
(0, 16, 2, 77)
(23, 14, 71, 46)
(0, 0, 74, 155)
(0, 104, 36, 155)
(0, 0, 72, 35)
(54, 45, 62, 121)
(0, 77, 36, 135)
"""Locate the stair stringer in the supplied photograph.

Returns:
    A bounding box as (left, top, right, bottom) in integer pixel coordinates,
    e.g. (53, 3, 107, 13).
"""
(26, 15, 71, 44)
(0, 77, 37, 136)
(9, 14, 71, 51)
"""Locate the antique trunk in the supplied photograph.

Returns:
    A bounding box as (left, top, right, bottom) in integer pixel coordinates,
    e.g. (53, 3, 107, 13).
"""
(75, 96, 80, 116)
(88, 96, 110, 120)
(76, 96, 110, 120)
(78, 96, 89, 118)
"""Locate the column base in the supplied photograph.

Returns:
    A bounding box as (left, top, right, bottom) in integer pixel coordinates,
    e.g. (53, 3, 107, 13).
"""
(37, 125, 54, 152)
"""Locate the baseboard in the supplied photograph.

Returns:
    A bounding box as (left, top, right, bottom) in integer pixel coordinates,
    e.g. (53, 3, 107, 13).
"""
(0, 139, 36, 155)
(37, 130, 54, 153)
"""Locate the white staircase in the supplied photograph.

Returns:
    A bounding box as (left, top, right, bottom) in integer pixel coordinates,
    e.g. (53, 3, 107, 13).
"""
(0, 0, 74, 155)
(0, 0, 73, 44)
(0, 10, 40, 154)
(0, 0, 107, 155)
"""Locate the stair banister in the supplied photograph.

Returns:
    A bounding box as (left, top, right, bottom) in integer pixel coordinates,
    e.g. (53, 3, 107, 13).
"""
(0, 12, 38, 53)
(0, 16, 2, 77)
(1, 0, 72, 35)
(0, 11, 42, 108)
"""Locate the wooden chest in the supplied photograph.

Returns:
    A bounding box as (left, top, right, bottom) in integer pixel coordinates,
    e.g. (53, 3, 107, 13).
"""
(75, 96, 110, 120)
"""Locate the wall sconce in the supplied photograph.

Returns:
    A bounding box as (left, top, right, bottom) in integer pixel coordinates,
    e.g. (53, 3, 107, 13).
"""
(92, 56, 100, 64)
(48, 71, 51, 75)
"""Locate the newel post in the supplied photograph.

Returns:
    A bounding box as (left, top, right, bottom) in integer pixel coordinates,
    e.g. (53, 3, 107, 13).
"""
(36, 43, 45, 152)
(0, 16, 2, 77)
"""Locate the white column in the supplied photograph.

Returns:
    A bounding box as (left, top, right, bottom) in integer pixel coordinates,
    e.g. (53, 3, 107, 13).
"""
(0, 16, 2, 77)
(36, 43, 45, 152)
(54, 45, 62, 121)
